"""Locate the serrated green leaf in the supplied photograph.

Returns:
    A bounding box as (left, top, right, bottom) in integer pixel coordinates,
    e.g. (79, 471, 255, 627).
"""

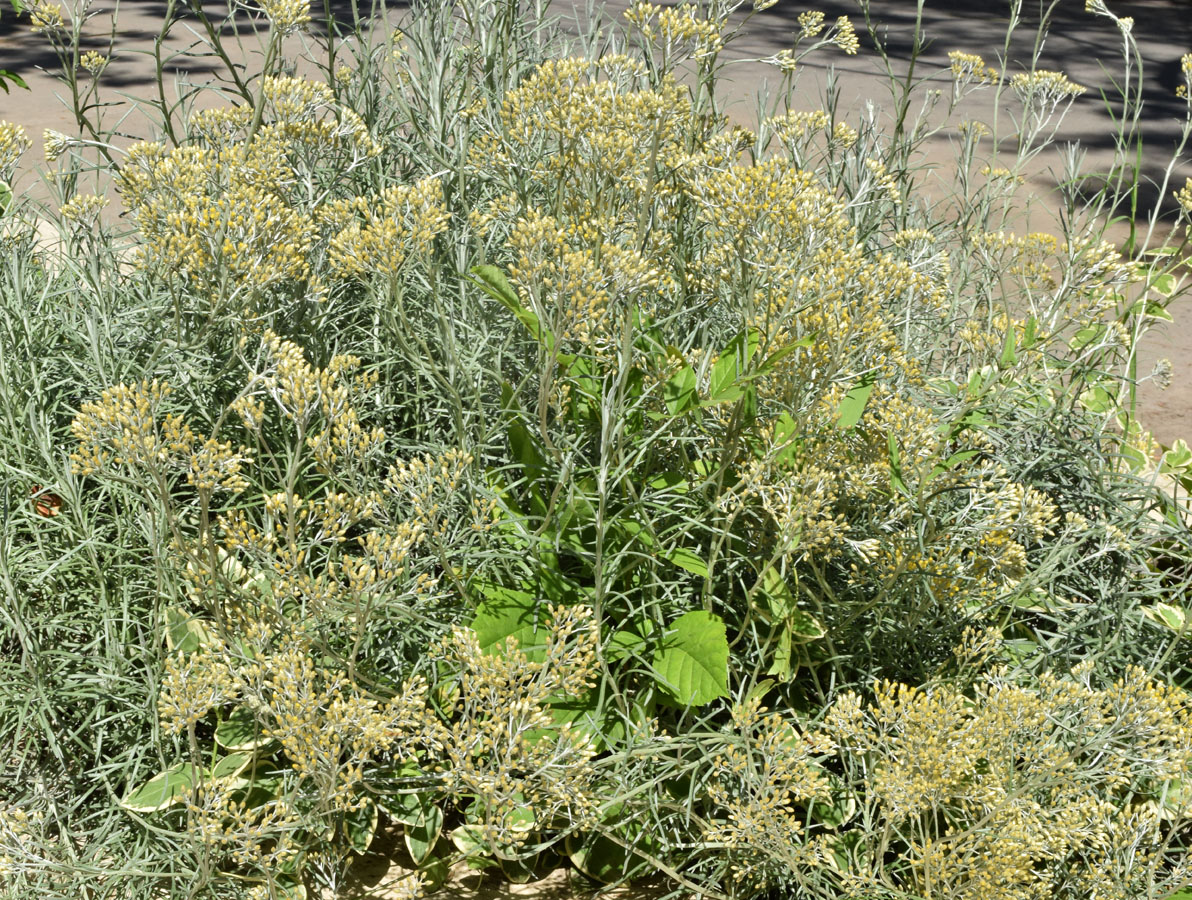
(469, 581, 546, 660)
(652, 610, 729, 707)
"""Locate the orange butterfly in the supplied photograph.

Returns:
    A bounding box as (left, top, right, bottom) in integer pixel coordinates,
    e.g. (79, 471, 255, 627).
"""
(31, 485, 63, 518)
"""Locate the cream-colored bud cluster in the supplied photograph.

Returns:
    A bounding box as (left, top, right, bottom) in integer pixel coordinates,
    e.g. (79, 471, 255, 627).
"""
(1011, 69, 1087, 122)
(1176, 177, 1192, 216)
(0, 122, 31, 178)
(721, 669, 1192, 895)
(70, 379, 252, 493)
(28, 0, 65, 33)
(624, 2, 725, 57)
(433, 605, 600, 853)
(327, 177, 451, 281)
(59, 193, 108, 228)
(832, 16, 859, 55)
(257, 0, 310, 35)
(948, 50, 998, 85)
(116, 76, 395, 300)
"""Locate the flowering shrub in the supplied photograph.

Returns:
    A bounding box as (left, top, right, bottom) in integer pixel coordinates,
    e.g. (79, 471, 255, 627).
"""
(1, 0, 1192, 898)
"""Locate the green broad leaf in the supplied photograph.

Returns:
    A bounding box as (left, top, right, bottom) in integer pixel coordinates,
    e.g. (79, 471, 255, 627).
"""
(566, 819, 659, 884)
(471, 266, 554, 350)
(768, 626, 794, 681)
(0, 180, 11, 213)
(162, 606, 213, 655)
(1161, 439, 1192, 473)
(469, 581, 546, 660)
(401, 797, 444, 865)
(999, 327, 1017, 367)
(1129, 297, 1175, 322)
(755, 567, 795, 622)
(121, 762, 196, 812)
(708, 329, 760, 401)
(273, 876, 306, 900)
(664, 363, 698, 415)
(806, 774, 856, 828)
(451, 823, 490, 859)
(215, 706, 269, 751)
(709, 349, 740, 401)
(662, 545, 707, 577)
(417, 856, 450, 890)
(499, 851, 559, 884)
(652, 610, 730, 707)
(1159, 778, 1192, 820)
(836, 374, 876, 429)
(1079, 385, 1117, 415)
(1151, 272, 1177, 298)
(1021, 315, 1039, 350)
(756, 568, 825, 640)
(344, 798, 379, 854)
(754, 334, 815, 377)
(929, 449, 981, 483)
(1143, 603, 1188, 635)
(1069, 323, 1107, 351)
(772, 412, 800, 466)
(606, 628, 649, 662)
(647, 470, 689, 493)
(210, 752, 254, 781)
(568, 833, 634, 884)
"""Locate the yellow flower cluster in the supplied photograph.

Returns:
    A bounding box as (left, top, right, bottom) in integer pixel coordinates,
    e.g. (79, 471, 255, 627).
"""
(119, 77, 391, 301)
(70, 379, 252, 492)
(326, 177, 450, 280)
(708, 696, 833, 887)
(59, 193, 108, 226)
(0, 121, 31, 178)
(256, 0, 310, 35)
(434, 604, 600, 853)
(1176, 177, 1192, 216)
(624, 2, 726, 58)
(719, 667, 1192, 898)
(78, 51, 108, 74)
(1010, 68, 1087, 123)
(27, 0, 64, 33)
(947, 50, 998, 85)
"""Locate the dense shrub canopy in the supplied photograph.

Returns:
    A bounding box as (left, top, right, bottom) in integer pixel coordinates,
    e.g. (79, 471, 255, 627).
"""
(2, 1, 1192, 899)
